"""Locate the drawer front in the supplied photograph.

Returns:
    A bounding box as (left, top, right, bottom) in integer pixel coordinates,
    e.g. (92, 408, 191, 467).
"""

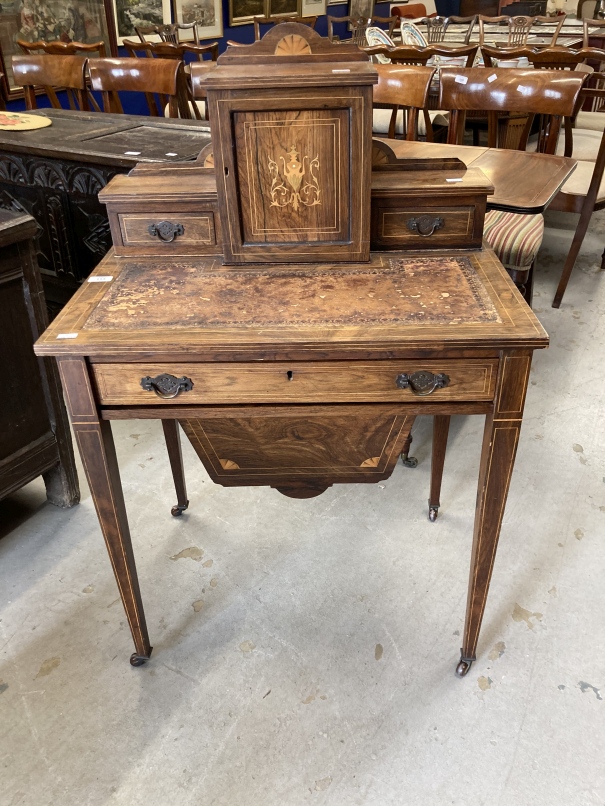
(108, 208, 221, 256)
(371, 202, 485, 250)
(92, 360, 499, 406)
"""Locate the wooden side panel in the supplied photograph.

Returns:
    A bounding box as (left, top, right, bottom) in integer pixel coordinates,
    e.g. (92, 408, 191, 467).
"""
(179, 405, 413, 493)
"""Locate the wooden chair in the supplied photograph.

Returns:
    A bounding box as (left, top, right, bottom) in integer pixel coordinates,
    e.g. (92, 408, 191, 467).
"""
(123, 40, 217, 120)
(583, 17, 605, 47)
(17, 39, 107, 57)
(421, 16, 449, 42)
(478, 14, 564, 47)
(253, 16, 317, 40)
(370, 16, 399, 38)
(372, 63, 437, 140)
(135, 22, 201, 44)
(12, 54, 90, 111)
(363, 43, 478, 67)
(327, 16, 372, 44)
(444, 15, 478, 44)
(440, 67, 585, 299)
(87, 57, 186, 118)
(548, 76, 605, 306)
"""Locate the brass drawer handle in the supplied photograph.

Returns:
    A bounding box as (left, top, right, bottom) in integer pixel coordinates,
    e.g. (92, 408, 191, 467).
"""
(140, 373, 193, 399)
(395, 371, 450, 396)
(407, 215, 444, 237)
(148, 221, 185, 243)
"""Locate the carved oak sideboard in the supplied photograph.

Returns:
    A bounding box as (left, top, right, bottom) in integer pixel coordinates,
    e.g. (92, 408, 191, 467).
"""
(0, 109, 211, 315)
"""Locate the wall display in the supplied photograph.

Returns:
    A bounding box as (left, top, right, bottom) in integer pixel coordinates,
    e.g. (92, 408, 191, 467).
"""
(229, 0, 266, 25)
(300, 0, 326, 15)
(111, 0, 172, 42)
(229, 0, 305, 25)
(172, 0, 223, 38)
(348, 0, 374, 18)
(0, 0, 114, 98)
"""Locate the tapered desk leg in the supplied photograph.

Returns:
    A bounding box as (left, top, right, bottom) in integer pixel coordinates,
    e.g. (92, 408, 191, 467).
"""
(400, 417, 417, 468)
(162, 420, 189, 516)
(58, 358, 152, 667)
(456, 352, 531, 678)
(428, 415, 450, 522)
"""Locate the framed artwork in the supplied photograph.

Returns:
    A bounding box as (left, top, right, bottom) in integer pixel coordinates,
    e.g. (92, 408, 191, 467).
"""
(348, 0, 373, 17)
(267, 0, 300, 15)
(228, 0, 265, 25)
(300, 0, 326, 15)
(172, 0, 223, 39)
(327, 0, 346, 4)
(111, 0, 172, 43)
(0, 0, 115, 98)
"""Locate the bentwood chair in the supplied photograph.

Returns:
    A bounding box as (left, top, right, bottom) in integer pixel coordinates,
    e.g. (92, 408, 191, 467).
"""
(372, 63, 437, 140)
(17, 38, 107, 57)
(12, 54, 90, 111)
(123, 39, 217, 119)
(253, 15, 317, 40)
(478, 14, 564, 47)
(87, 57, 187, 117)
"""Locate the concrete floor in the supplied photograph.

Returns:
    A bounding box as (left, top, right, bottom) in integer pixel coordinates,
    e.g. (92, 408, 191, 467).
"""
(1, 209, 605, 806)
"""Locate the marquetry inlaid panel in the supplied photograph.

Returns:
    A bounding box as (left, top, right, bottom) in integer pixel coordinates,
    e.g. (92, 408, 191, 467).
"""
(235, 110, 348, 245)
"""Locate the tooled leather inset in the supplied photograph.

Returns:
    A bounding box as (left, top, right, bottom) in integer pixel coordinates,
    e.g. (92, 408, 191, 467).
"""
(83, 256, 501, 330)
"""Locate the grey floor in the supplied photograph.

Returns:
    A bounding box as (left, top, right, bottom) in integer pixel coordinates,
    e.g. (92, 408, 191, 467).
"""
(2, 209, 605, 806)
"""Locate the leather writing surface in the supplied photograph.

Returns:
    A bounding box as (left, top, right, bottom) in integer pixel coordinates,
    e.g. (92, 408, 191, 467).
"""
(83, 255, 501, 332)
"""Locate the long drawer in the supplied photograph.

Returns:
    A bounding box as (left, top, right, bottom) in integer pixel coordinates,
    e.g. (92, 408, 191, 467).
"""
(92, 360, 499, 405)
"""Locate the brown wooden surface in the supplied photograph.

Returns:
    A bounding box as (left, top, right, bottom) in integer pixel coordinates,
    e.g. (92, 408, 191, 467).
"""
(12, 55, 90, 112)
(0, 210, 78, 506)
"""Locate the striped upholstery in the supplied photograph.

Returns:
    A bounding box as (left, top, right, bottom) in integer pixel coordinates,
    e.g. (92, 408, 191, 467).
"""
(483, 210, 545, 270)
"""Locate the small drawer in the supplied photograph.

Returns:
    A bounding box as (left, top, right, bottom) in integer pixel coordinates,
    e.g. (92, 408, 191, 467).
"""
(371, 200, 486, 251)
(92, 360, 499, 406)
(107, 207, 222, 256)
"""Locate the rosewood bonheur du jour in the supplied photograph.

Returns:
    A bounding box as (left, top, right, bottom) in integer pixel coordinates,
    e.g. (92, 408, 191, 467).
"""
(35, 24, 555, 678)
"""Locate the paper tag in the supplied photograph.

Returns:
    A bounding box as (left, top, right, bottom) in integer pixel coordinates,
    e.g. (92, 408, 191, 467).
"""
(516, 84, 531, 95)
(455, 75, 468, 84)
(124, 151, 141, 155)
(57, 333, 78, 339)
(487, 73, 497, 83)
(87, 275, 113, 282)
(446, 178, 463, 182)
(332, 69, 350, 73)
(165, 152, 178, 157)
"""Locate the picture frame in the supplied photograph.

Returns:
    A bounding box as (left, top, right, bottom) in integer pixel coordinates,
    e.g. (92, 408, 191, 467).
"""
(327, 0, 347, 5)
(348, 0, 373, 18)
(111, 0, 172, 44)
(267, 0, 300, 16)
(300, 0, 326, 16)
(228, 0, 266, 26)
(0, 0, 116, 99)
(172, 0, 223, 40)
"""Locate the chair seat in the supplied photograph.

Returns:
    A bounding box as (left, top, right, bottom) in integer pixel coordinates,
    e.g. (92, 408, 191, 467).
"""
(575, 110, 605, 132)
(558, 158, 605, 201)
(484, 209, 545, 270)
(527, 128, 602, 161)
(372, 108, 449, 136)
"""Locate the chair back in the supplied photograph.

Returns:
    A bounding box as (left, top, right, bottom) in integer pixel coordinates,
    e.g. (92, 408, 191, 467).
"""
(370, 15, 399, 37)
(439, 67, 585, 152)
(12, 54, 89, 111)
(373, 63, 436, 139)
(135, 22, 199, 44)
(87, 57, 185, 117)
(327, 16, 372, 44)
(446, 15, 477, 44)
(583, 17, 605, 47)
(17, 39, 106, 57)
(364, 43, 477, 67)
(253, 15, 317, 40)
(526, 45, 605, 70)
(421, 16, 449, 42)
(479, 14, 564, 47)
(123, 39, 218, 62)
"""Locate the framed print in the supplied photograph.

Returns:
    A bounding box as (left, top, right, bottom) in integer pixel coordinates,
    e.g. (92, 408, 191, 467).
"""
(327, 0, 346, 4)
(267, 0, 300, 15)
(0, 0, 115, 99)
(172, 0, 223, 39)
(111, 0, 172, 43)
(228, 0, 265, 26)
(348, 0, 373, 17)
(300, 0, 325, 15)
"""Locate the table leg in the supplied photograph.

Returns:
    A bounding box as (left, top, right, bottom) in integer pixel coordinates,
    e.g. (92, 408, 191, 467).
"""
(162, 420, 189, 516)
(58, 358, 152, 667)
(456, 352, 532, 678)
(400, 417, 417, 468)
(428, 415, 450, 522)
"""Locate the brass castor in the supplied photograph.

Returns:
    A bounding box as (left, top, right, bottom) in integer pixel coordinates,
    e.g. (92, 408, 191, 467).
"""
(455, 655, 475, 678)
(428, 505, 439, 522)
(401, 453, 418, 468)
(171, 500, 189, 516)
(130, 653, 151, 667)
